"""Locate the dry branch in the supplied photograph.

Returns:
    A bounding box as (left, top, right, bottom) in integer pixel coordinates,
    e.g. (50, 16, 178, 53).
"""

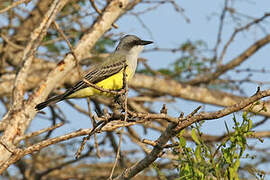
(0, 0, 31, 14)
(130, 74, 270, 117)
(0, 0, 130, 169)
(0, 0, 69, 165)
(11, 0, 67, 109)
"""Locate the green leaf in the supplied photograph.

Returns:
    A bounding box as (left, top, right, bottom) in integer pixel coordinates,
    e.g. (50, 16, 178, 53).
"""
(178, 129, 186, 137)
(248, 119, 252, 130)
(242, 111, 247, 120)
(179, 137, 186, 147)
(234, 158, 240, 171)
(223, 149, 231, 163)
(191, 128, 200, 145)
(195, 146, 202, 162)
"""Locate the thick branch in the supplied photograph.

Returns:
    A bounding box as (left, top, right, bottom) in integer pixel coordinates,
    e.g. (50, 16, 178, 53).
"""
(0, 0, 130, 168)
(12, 0, 67, 109)
(130, 74, 270, 117)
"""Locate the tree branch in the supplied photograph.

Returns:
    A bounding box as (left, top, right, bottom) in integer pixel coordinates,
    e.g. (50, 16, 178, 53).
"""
(0, 0, 132, 169)
(130, 74, 270, 117)
(188, 34, 270, 85)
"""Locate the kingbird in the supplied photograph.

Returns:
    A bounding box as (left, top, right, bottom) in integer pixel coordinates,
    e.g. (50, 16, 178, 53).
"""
(35, 35, 153, 110)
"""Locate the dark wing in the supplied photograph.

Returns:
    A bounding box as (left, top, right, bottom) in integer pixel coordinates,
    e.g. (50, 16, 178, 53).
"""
(85, 59, 126, 84)
(63, 54, 126, 97)
(35, 54, 126, 110)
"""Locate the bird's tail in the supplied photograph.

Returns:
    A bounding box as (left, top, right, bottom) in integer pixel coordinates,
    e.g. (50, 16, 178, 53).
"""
(35, 94, 65, 111)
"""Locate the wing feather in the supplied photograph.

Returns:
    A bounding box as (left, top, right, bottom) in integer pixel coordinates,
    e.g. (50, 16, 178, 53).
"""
(63, 54, 126, 97)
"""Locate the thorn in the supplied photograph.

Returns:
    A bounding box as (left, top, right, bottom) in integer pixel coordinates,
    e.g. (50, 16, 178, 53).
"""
(188, 106, 202, 117)
(178, 112, 184, 119)
(251, 86, 261, 97)
(256, 86, 261, 94)
(37, 110, 46, 115)
(160, 104, 167, 114)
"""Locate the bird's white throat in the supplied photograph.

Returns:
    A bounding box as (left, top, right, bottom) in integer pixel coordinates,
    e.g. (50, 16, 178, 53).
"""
(126, 45, 144, 75)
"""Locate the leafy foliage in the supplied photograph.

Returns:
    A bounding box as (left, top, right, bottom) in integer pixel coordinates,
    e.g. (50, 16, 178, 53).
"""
(171, 112, 265, 179)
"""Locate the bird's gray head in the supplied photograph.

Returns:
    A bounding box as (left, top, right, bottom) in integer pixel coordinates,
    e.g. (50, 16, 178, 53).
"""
(116, 35, 153, 52)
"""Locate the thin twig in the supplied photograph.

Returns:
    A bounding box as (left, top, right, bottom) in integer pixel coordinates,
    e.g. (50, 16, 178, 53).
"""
(53, 21, 82, 78)
(213, 0, 228, 64)
(187, 34, 270, 85)
(0, 0, 31, 14)
(75, 120, 107, 159)
(109, 64, 128, 179)
(218, 13, 270, 65)
(89, 0, 118, 28)
(17, 122, 64, 141)
(87, 97, 101, 158)
(0, 34, 24, 50)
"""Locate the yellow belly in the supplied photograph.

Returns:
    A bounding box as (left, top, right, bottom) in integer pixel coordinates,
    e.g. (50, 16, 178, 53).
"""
(67, 67, 134, 98)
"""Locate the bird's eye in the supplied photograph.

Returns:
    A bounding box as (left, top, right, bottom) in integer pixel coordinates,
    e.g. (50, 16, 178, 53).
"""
(134, 40, 140, 45)
(128, 41, 137, 47)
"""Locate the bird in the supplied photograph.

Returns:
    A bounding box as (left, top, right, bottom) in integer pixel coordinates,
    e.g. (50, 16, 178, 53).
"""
(35, 35, 153, 110)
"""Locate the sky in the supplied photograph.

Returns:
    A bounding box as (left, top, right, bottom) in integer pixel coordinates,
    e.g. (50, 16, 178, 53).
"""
(8, 0, 270, 178)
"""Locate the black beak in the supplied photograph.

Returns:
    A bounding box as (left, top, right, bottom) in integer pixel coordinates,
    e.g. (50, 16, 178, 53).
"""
(139, 40, 153, 45)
